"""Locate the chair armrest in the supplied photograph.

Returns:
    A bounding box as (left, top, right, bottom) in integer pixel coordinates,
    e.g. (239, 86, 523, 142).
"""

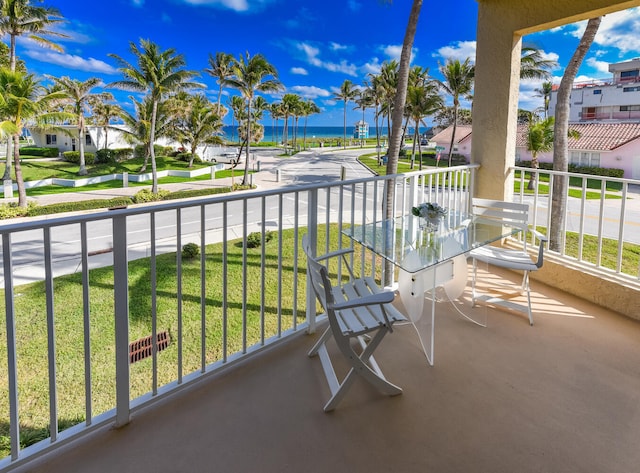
(530, 229, 548, 243)
(313, 247, 354, 262)
(529, 229, 547, 268)
(329, 290, 395, 311)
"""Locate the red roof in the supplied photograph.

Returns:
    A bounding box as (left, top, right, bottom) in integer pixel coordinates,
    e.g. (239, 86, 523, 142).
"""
(431, 125, 473, 144)
(516, 122, 640, 151)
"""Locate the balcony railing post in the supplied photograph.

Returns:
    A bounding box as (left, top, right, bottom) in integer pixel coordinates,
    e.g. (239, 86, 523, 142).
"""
(112, 214, 130, 427)
(306, 188, 318, 334)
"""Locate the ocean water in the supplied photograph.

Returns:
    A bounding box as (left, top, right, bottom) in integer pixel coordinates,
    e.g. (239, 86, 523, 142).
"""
(221, 125, 429, 143)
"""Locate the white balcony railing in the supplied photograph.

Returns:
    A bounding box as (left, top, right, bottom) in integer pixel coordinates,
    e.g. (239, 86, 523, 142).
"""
(0, 165, 476, 470)
(511, 166, 640, 280)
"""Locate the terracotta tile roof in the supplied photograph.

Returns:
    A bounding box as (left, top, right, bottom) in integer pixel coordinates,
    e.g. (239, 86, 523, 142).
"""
(431, 125, 473, 144)
(516, 122, 640, 151)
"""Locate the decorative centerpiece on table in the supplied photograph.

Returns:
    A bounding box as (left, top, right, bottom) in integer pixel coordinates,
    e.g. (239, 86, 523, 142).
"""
(412, 202, 447, 232)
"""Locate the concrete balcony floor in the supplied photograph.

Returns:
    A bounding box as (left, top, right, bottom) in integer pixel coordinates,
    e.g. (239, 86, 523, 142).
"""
(23, 269, 640, 473)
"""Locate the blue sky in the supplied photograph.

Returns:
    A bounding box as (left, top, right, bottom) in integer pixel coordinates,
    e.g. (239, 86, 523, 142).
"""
(13, 0, 640, 126)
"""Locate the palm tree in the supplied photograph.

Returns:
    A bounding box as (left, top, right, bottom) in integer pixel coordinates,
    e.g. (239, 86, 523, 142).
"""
(520, 46, 558, 81)
(381, 0, 423, 287)
(354, 89, 372, 147)
(49, 76, 112, 175)
(525, 117, 555, 189)
(535, 81, 554, 119)
(90, 101, 125, 150)
(0, 68, 69, 207)
(224, 52, 282, 185)
(366, 74, 385, 164)
(302, 100, 320, 149)
(378, 60, 398, 147)
(109, 39, 202, 193)
(0, 0, 68, 180)
(168, 93, 223, 167)
(280, 93, 300, 150)
(333, 79, 358, 149)
(406, 82, 443, 170)
(437, 57, 475, 167)
(204, 52, 234, 115)
(550, 17, 602, 252)
(120, 95, 172, 162)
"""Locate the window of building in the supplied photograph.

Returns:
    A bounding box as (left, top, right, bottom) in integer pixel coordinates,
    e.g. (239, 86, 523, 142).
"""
(570, 151, 600, 167)
(45, 134, 57, 145)
(85, 134, 91, 145)
(621, 69, 639, 79)
(622, 86, 640, 92)
(593, 89, 602, 95)
(620, 105, 640, 111)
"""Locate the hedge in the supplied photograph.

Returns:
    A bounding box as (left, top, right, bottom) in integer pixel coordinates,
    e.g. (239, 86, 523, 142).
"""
(95, 148, 134, 163)
(19, 147, 59, 157)
(63, 151, 96, 165)
(516, 161, 624, 179)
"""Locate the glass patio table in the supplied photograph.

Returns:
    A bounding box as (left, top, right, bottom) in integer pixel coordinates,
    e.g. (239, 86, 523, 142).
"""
(344, 212, 521, 365)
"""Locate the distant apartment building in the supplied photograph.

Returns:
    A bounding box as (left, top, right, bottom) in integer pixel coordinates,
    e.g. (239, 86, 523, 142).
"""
(548, 58, 640, 122)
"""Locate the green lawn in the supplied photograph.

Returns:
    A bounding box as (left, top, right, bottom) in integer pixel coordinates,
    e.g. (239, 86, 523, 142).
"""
(0, 156, 249, 197)
(0, 225, 372, 458)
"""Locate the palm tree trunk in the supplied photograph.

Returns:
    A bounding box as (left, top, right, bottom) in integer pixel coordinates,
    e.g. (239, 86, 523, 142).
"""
(375, 105, 381, 164)
(550, 17, 601, 251)
(343, 102, 347, 149)
(384, 0, 423, 286)
(13, 134, 27, 208)
(78, 122, 88, 176)
(150, 98, 159, 194)
(447, 102, 459, 167)
(242, 101, 251, 186)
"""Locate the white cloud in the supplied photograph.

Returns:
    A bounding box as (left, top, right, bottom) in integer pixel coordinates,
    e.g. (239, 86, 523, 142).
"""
(380, 44, 403, 61)
(24, 49, 119, 75)
(361, 58, 381, 75)
(566, 8, 640, 55)
(289, 85, 331, 99)
(586, 57, 610, 74)
(297, 42, 357, 76)
(291, 67, 308, 75)
(330, 42, 348, 51)
(435, 40, 477, 62)
(182, 0, 249, 12)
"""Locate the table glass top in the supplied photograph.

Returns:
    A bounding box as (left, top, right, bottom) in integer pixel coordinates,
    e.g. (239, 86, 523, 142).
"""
(344, 212, 520, 273)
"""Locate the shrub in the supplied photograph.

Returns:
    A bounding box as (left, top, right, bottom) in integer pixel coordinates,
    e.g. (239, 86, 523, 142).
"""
(132, 188, 171, 203)
(0, 202, 37, 219)
(62, 151, 96, 165)
(134, 144, 173, 158)
(181, 243, 200, 259)
(26, 197, 132, 216)
(245, 230, 274, 248)
(19, 147, 59, 157)
(517, 160, 624, 178)
(95, 148, 134, 164)
(176, 152, 202, 164)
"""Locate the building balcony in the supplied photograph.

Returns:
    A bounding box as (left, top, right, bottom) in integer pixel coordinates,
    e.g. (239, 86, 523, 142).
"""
(1, 165, 639, 472)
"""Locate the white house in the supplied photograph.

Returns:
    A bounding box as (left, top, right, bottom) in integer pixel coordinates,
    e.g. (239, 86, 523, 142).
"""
(548, 58, 640, 123)
(27, 125, 134, 154)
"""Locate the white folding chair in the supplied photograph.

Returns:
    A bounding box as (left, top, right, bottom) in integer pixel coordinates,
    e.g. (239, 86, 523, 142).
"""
(469, 198, 547, 325)
(302, 235, 407, 412)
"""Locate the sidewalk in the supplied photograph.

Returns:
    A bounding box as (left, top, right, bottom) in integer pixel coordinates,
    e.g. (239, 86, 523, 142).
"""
(3, 152, 288, 207)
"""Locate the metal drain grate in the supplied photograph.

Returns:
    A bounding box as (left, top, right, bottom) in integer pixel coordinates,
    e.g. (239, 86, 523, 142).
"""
(129, 331, 170, 363)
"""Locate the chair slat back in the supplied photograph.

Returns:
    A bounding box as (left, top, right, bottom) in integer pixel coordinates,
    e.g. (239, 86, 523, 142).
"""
(302, 235, 335, 311)
(472, 198, 530, 249)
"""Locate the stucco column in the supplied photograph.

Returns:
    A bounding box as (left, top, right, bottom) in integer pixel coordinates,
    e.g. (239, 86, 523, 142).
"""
(473, 0, 640, 201)
(472, 4, 522, 201)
